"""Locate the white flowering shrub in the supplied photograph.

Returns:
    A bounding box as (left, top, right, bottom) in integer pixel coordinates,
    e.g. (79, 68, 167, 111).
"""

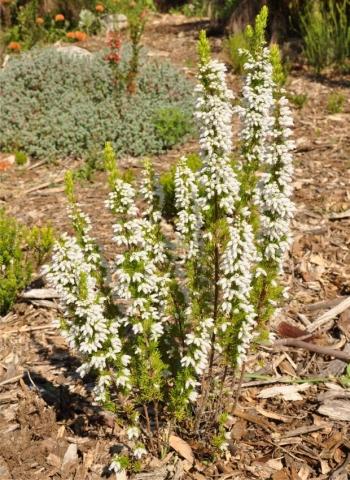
(45, 6, 294, 473)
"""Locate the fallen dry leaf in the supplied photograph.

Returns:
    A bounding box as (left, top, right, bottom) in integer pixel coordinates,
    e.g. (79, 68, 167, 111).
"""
(298, 465, 311, 480)
(255, 406, 291, 423)
(116, 470, 128, 480)
(272, 469, 290, 480)
(266, 458, 284, 470)
(258, 383, 311, 401)
(231, 418, 247, 441)
(168, 435, 194, 465)
(318, 399, 350, 421)
(320, 459, 331, 475)
(62, 443, 78, 468)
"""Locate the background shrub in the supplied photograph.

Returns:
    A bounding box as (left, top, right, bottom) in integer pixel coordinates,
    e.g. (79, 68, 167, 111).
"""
(327, 91, 346, 113)
(153, 106, 194, 150)
(300, 0, 350, 73)
(0, 46, 194, 160)
(224, 30, 248, 73)
(0, 210, 54, 315)
(14, 151, 28, 166)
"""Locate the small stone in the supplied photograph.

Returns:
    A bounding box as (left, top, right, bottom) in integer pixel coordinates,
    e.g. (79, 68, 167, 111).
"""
(62, 443, 78, 468)
(101, 13, 128, 33)
(55, 45, 92, 58)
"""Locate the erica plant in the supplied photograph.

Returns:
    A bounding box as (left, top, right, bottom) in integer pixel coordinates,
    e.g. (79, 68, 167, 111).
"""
(46, 7, 294, 473)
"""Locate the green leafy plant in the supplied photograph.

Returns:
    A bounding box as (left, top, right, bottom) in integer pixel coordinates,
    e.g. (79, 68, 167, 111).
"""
(160, 152, 201, 219)
(300, 0, 350, 74)
(224, 30, 249, 74)
(153, 106, 194, 150)
(14, 150, 28, 166)
(327, 91, 346, 114)
(0, 47, 195, 160)
(340, 363, 350, 387)
(0, 210, 54, 315)
(78, 8, 101, 35)
(287, 92, 308, 109)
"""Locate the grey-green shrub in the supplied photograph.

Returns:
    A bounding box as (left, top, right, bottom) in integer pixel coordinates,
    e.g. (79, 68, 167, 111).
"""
(0, 47, 194, 160)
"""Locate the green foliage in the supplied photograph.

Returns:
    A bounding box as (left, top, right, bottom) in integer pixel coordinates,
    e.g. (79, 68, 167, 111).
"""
(104, 142, 120, 188)
(224, 31, 249, 74)
(0, 210, 54, 315)
(78, 9, 101, 35)
(300, 0, 350, 74)
(14, 150, 28, 166)
(327, 91, 346, 114)
(270, 43, 286, 87)
(340, 363, 350, 387)
(245, 4, 268, 55)
(198, 30, 211, 65)
(160, 153, 201, 219)
(287, 92, 308, 109)
(16, 0, 42, 49)
(73, 146, 104, 182)
(153, 106, 193, 150)
(0, 47, 194, 160)
(104, 0, 155, 14)
(213, 0, 239, 24)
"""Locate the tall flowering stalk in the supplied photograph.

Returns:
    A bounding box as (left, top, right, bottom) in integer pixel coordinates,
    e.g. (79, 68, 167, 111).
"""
(45, 172, 125, 402)
(254, 44, 295, 330)
(236, 7, 274, 206)
(46, 9, 294, 470)
(230, 7, 295, 342)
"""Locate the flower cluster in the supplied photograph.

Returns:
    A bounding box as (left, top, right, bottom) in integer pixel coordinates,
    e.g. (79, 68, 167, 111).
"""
(174, 157, 203, 260)
(95, 4, 105, 13)
(195, 57, 240, 214)
(7, 41, 21, 51)
(219, 216, 258, 365)
(55, 13, 65, 22)
(140, 159, 162, 223)
(236, 46, 274, 180)
(66, 31, 88, 42)
(256, 95, 295, 270)
(107, 177, 168, 341)
(180, 315, 213, 401)
(45, 232, 125, 401)
(105, 33, 122, 65)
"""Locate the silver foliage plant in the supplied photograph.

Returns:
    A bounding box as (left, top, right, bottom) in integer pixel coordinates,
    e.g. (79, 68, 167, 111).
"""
(45, 7, 294, 472)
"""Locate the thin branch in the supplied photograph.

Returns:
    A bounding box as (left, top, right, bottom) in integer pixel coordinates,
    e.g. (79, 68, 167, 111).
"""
(273, 338, 350, 362)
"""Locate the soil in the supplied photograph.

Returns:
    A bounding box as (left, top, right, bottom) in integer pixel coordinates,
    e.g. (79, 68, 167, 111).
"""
(0, 13, 350, 480)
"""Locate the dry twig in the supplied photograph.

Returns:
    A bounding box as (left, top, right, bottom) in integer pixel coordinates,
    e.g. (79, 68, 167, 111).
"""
(273, 338, 350, 361)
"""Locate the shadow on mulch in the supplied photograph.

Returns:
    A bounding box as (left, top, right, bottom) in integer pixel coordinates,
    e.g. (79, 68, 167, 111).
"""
(25, 333, 115, 439)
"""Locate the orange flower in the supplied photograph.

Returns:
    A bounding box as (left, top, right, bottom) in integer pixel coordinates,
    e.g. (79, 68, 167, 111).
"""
(66, 31, 88, 42)
(55, 13, 65, 22)
(36, 16, 44, 25)
(95, 4, 105, 12)
(0, 159, 12, 171)
(74, 31, 87, 41)
(8, 41, 21, 51)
